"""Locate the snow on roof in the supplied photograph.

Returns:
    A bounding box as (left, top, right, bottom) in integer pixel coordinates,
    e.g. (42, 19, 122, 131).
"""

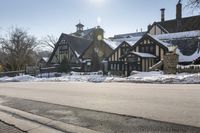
(113, 36, 142, 46)
(42, 57, 49, 62)
(113, 32, 146, 39)
(177, 48, 200, 62)
(75, 50, 80, 58)
(131, 52, 156, 58)
(153, 30, 200, 40)
(148, 34, 172, 48)
(103, 39, 121, 50)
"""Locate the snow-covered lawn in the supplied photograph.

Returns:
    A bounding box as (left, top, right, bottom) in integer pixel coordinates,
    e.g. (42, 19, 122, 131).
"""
(0, 71, 200, 84)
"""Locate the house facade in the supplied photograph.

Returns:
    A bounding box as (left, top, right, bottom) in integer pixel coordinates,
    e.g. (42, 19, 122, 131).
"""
(47, 1, 200, 76)
(47, 23, 114, 72)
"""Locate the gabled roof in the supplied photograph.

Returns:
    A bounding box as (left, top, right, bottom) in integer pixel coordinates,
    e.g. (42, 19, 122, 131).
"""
(107, 41, 131, 60)
(113, 36, 142, 46)
(103, 39, 121, 50)
(63, 34, 92, 56)
(47, 33, 92, 64)
(153, 15, 200, 33)
(132, 34, 170, 51)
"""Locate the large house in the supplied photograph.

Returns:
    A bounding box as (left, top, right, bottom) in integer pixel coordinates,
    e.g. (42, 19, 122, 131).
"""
(48, 1, 200, 76)
(47, 23, 122, 72)
(107, 1, 200, 76)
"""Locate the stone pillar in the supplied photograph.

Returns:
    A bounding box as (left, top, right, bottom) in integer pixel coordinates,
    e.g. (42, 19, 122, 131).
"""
(163, 53, 179, 74)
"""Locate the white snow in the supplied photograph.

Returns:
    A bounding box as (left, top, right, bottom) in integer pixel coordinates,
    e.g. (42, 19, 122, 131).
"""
(131, 52, 156, 58)
(113, 36, 142, 46)
(176, 48, 200, 62)
(148, 34, 172, 47)
(103, 39, 121, 50)
(42, 57, 49, 62)
(75, 51, 80, 58)
(153, 30, 200, 40)
(127, 71, 200, 84)
(0, 71, 200, 84)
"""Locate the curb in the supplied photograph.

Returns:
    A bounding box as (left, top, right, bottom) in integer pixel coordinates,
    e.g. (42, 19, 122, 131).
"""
(0, 105, 100, 133)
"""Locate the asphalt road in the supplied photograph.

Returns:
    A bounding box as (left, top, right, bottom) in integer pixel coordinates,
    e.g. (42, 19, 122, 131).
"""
(1, 96, 200, 133)
(0, 82, 200, 128)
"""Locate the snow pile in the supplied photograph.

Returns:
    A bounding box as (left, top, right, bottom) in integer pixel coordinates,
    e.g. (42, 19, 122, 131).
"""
(127, 71, 200, 84)
(0, 71, 200, 84)
(176, 48, 200, 62)
(0, 75, 36, 82)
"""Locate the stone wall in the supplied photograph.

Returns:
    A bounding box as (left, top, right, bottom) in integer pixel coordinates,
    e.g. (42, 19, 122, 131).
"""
(177, 65, 200, 73)
(163, 53, 179, 74)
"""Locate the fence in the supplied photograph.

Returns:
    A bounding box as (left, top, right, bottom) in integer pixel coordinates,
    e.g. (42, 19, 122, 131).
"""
(177, 65, 200, 73)
(38, 67, 61, 78)
(0, 70, 25, 77)
(0, 66, 60, 78)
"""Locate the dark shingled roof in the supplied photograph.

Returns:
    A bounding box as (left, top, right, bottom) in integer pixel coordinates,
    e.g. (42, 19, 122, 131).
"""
(48, 33, 92, 64)
(62, 34, 92, 56)
(154, 15, 200, 33)
(71, 28, 96, 39)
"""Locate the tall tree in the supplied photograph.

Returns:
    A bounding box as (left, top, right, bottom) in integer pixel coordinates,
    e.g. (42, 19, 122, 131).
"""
(0, 27, 37, 71)
(40, 34, 58, 50)
(186, 0, 200, 9)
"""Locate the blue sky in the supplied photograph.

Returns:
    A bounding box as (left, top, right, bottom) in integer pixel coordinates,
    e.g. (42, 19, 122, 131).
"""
(0, 0, 199, 38)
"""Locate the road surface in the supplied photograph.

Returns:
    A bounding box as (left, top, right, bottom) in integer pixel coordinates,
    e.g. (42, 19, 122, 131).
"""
(0, 82, 200, 128)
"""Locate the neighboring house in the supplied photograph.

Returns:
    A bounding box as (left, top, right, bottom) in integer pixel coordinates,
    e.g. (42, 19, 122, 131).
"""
(47, 23, 113, 72)
(118, 34, 169, 76)
(107, 1, 200, 76)
(153, 31, 200, 65)
(106, 35, 142, 75)
(47, 33, 92, 71)
(148, 1, 200, 35)
(80, 39, 114, 72)
(38, 57, 49, 68)
(119, 31, 200, 76)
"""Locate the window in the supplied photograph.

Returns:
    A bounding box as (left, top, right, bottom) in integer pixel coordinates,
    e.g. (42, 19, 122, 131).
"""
(110, 64, 113, 70)
(117, 64, 120, 70)
(150, 46, 154, 54)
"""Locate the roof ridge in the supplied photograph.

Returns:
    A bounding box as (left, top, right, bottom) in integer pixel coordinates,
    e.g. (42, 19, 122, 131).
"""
(156, 15, 200, 23)
(62, 33, 92, 41)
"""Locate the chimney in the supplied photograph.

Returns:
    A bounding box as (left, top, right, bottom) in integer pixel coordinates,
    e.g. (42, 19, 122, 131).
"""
(176, 0, 182, 20)
(148, 24, 152, 31)
(160, 8, 165, 22)
(176, 0, 182, 32)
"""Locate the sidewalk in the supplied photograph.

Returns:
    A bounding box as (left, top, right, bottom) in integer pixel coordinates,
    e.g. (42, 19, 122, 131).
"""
(0, 104, 99, 133)
(0, 120, 26, 133)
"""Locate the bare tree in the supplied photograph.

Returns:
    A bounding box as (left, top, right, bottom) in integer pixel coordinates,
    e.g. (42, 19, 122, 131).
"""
(0, 27, 37, 71)
(40, 34, 58, 50)
(185, 0, 200, 9)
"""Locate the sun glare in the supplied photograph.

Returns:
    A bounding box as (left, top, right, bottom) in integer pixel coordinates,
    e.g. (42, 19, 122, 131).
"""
(89, 0, 105, 5)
